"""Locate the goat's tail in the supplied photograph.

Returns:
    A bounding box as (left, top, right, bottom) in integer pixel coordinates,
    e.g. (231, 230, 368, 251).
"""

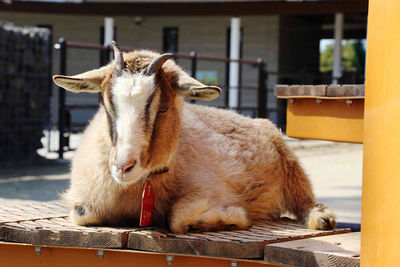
(274, 137, 336, 230)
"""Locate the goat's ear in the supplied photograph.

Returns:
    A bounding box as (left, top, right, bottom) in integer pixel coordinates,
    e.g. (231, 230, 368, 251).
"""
(52, 66, 110, 93)
(175, 72, 221, 101)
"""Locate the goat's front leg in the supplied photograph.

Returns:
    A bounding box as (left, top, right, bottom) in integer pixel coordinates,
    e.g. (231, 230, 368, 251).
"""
(169, 197, 252, 233)
(68, 203, 101, 226)
(61, 188, 102, 226)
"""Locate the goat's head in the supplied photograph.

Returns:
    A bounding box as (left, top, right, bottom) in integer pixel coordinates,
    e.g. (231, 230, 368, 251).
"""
(53, 42, 221, 185)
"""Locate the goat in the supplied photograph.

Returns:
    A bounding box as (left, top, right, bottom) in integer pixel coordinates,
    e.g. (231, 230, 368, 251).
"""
(53, 42, 336, 233)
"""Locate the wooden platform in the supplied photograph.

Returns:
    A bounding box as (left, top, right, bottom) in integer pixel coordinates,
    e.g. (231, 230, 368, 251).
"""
(0, 201, 359, 265)
(265, 232, 360, 267)
(275, 84, 365, 143)
(275, 84, 365, 98)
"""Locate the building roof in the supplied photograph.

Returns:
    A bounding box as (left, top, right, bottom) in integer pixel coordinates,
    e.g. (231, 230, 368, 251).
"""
(1, 0, 368, 16)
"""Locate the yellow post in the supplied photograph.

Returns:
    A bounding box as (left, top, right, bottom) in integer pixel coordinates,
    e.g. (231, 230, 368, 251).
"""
(362, 0, 400, 265)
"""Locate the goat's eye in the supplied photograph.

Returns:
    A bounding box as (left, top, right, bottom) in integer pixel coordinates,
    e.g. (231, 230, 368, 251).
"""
(159, 106, 169, 113)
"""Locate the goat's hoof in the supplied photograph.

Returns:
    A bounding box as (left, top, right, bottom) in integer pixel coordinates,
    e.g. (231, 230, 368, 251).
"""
(74, 205, 86, 216)
(69, 204, 100, 226)
(306, 204, 337, 230)
(318, 217, 336, 230)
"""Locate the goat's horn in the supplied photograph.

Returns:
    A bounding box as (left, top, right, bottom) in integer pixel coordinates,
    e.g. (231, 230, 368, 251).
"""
(112, 41, 124, 75)
(146, 53, 173, 75)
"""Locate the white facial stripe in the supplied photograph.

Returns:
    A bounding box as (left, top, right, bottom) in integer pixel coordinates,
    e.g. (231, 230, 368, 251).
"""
(112, 73, 155, 169)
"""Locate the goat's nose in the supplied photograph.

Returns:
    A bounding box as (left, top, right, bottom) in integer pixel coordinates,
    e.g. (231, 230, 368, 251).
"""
(118, 159, 136, 178)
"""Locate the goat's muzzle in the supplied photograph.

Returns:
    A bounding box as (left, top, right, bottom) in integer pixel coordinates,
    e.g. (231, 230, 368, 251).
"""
(117, 159, 137, 180)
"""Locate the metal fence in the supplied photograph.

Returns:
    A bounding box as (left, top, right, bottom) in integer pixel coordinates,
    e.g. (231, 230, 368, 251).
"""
(0, 23, 52, 167)
(54, 38, 268, 159)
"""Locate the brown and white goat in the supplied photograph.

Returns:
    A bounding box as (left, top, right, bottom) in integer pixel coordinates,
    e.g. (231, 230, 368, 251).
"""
(53, 42, 336, 233)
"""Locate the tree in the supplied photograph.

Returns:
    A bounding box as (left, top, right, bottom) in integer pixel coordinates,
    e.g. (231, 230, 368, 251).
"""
(320, 43, 334, 72)
(319, 39, 366, 73)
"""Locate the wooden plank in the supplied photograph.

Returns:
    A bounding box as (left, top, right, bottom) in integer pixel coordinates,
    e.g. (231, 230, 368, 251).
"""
(274, 84, 290, 96)
(327, 84, 365, 97)
(0, 218, 131, 248)
(275, 84, 327, 97)
(0, 200, 68, 224)
(276, 95, 365, 100)
(187, 232, 239, 242)
(199, 232, 250, 242)
(298, 85, 327, 97)
(128, 222, 351, 259)
(264, 232, 360, 266)
(0, 222, 36, 244)
(275, 84, 365, 99)
(217, 231, 275, 242)
(128, 230, 266, 258)
(0, 200, 353, 260)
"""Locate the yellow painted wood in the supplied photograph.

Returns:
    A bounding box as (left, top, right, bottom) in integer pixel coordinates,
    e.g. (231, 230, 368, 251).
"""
(277, 96, 365, 100)
(285, 98, 364, 143)
(0, 242, 275, 267)
(362, 0, 400, 266)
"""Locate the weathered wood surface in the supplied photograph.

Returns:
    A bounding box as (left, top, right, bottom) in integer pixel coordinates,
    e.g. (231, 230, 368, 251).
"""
(326, 84, 365, 97)
(275, 85, 327, 97)
(0, 201, 130, 248)
(0, 200, 68, 224)
(0, 201, 352, 259)
(128, 221, 351, 259)
(0, 217, 131, 248)
(275, 84, 365, 98)
(264, 232, 360, 266)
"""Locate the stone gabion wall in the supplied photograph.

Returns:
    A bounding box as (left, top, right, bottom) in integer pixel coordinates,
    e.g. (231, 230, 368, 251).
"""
(0, 23, 51, 166)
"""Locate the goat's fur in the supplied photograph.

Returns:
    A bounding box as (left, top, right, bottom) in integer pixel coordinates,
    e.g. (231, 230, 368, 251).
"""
(54, 47, 336, 233)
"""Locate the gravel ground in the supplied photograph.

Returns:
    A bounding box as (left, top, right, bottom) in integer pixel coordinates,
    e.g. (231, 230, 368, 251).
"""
(0, 134, 363, 224)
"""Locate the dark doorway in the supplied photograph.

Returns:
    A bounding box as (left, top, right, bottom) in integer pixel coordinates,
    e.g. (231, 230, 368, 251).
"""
(163, 27, 178, 53)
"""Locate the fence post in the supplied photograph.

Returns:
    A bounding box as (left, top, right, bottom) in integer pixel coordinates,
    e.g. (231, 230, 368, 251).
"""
(225, 60, 230, 108)
(257, 58, 267, 118)
(57, 38, 67, 159)
(190, 51, 197, 104)
(238, 61, 242, 113)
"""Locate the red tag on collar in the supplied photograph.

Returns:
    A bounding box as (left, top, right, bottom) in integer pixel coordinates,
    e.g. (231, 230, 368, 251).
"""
(139, 180, 155, 226)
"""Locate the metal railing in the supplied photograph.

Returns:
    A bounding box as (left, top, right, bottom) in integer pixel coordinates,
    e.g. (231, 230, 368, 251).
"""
(54, 38, 268, 159)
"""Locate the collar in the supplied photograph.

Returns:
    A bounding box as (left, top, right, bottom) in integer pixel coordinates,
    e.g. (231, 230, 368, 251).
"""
(149, 166, 169, 176)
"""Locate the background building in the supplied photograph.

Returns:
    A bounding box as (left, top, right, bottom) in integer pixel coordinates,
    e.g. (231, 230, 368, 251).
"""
(0, 0, 368, 138)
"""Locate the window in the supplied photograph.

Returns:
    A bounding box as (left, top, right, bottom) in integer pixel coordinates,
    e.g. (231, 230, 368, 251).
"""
(163, 27, 178, 53)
